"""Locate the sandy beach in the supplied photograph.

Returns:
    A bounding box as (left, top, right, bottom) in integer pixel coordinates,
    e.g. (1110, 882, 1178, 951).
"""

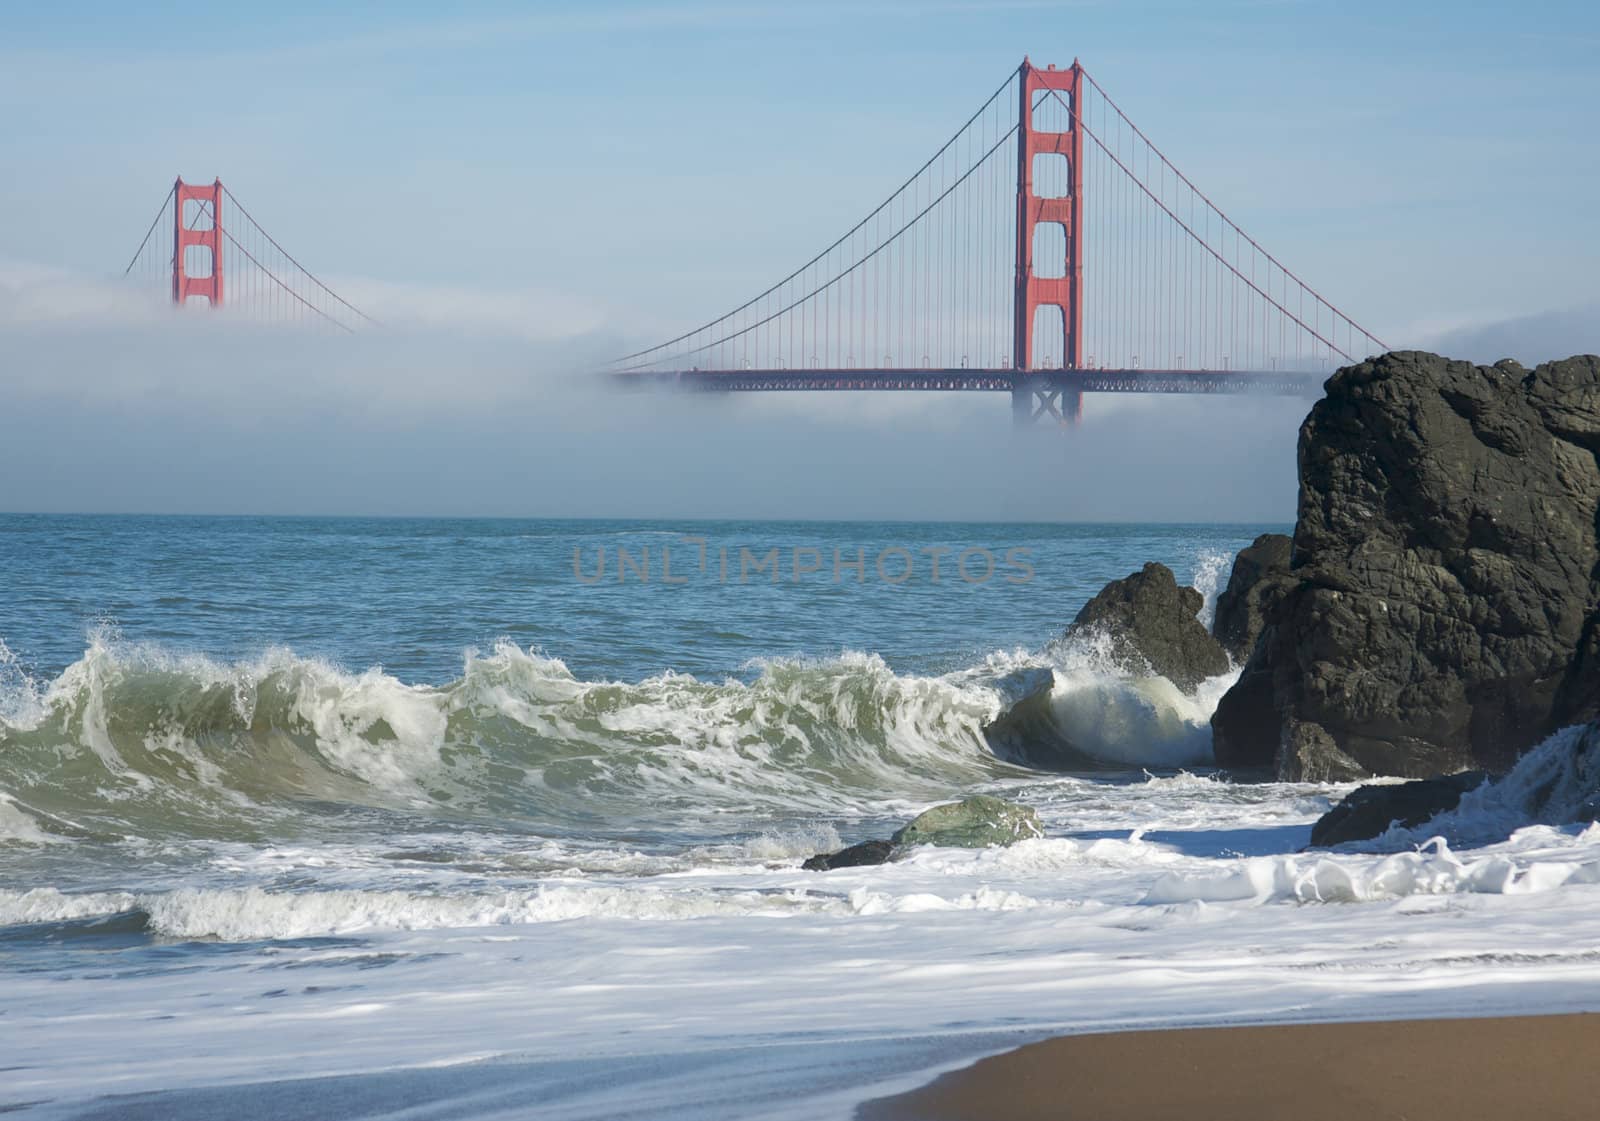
(861, 1013, 1600, 1121)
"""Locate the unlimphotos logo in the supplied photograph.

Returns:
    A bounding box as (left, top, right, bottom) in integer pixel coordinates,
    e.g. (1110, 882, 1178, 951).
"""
(571, 535, 1034, 586)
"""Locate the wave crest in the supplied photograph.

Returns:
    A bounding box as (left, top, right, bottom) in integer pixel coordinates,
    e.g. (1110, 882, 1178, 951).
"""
(0, 636, 1024, 841)
(1, 579, 1246, 846)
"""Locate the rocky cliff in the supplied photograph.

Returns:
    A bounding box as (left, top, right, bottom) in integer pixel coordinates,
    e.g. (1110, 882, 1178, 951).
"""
(1212, 533, 1292, 664)
(1213, 351, 1600, 780)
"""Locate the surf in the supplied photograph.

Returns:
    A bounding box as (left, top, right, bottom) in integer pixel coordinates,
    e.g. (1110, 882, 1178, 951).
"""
(0, 612, 1241, 846)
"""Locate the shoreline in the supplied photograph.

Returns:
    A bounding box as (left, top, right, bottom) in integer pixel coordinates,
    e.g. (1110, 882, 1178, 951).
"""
(858, 1012, 1600, 1121)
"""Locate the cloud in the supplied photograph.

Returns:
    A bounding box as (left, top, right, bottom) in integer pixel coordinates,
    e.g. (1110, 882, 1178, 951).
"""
(1421, 304, 1600, 367)
(0, 263, 1307, 521)
(333, 278, 607, 343)
(0, 262, 171, 329)
(0, 261, 606, 342)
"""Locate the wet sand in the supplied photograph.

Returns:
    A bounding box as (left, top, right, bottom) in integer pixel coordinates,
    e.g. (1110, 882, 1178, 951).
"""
(860, 1013, 1600, 1121)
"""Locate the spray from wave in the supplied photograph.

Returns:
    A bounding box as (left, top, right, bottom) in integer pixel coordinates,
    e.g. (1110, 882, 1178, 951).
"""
(984, 551, 1240, 771)
(1024, 629, 1235, 769)
(1191, 548, 1232, 633)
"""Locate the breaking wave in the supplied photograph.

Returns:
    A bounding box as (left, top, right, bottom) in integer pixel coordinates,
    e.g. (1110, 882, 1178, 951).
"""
(0, 612, 1239, 845)
(986, 548, 1238, 770)
(0, 635, 1037, 843)
(1029, 628, 1234, 769)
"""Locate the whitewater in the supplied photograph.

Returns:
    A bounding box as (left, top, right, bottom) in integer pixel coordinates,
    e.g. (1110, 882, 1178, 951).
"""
(4, 515, 1600, 1119)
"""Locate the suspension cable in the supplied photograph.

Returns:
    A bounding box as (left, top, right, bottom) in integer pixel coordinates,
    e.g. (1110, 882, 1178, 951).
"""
(614, 66, 1023, 366)
(219, 225, 353, 333)
(122, 182, 177, 276)
(617, 124, 1018, 371)
(1075, 69, 1385, 352)
(221, 186, 380, 326)
(1057, 88, 1355, 363)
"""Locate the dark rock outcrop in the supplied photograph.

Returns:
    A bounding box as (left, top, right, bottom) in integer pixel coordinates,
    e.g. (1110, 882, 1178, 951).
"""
(1212, 533, 1292, 663)
(1308, 771, 1489, 847)
(802, 839, 896, 871)
(1065, 562, 1229, 692)
(1213, 352, 1600, 780)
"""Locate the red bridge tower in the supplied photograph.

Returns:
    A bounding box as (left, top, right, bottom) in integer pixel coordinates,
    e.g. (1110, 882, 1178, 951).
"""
(173, 177, 224, 307)
(1013, 59, 1084, 425)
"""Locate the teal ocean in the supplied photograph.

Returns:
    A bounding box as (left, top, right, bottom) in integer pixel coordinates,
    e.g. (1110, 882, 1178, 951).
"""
(0, 516, 1277, 854)
(2, 515, 1279, 684)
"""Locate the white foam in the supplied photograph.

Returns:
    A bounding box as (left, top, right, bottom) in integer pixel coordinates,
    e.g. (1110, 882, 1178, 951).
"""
(150, 883, 858, 939)
(0, 793, 57, 844)
(721, 823, 845, 862)
(0, 886, 137, 925)
(1378, 723, 1600, 849)
(1040, 628, 1238, 768)
(9, 755, 1600, 1121)
(0, 882, 859, 939)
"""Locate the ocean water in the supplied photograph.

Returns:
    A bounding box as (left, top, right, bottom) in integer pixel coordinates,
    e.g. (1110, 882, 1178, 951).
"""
(5, 514, 1600, 1120)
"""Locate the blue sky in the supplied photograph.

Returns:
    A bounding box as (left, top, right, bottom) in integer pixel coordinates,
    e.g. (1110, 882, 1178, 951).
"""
(5, 0, 1598, 335)
(1, 1, 1597, 517)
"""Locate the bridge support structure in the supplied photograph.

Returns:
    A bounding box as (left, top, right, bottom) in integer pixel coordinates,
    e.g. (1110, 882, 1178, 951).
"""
(1011, 375, 1084, 429)
(1014, 58, 1084, 375)
(173, 177, 224, 307)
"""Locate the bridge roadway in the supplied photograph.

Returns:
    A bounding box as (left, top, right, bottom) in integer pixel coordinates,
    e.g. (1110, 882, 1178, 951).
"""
(611, 368, 1323, 395)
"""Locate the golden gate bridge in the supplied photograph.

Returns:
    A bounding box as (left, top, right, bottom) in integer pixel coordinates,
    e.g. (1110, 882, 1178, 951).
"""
(122, 58, 1386, 427)
(123, 178, 378, 334)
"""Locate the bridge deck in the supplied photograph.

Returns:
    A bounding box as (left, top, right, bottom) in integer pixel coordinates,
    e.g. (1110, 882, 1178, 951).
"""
(611, 368, 1325, 395)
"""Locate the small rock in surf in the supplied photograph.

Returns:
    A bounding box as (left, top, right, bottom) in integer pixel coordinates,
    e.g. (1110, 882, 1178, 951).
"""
(891, 795, 1042, 849)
